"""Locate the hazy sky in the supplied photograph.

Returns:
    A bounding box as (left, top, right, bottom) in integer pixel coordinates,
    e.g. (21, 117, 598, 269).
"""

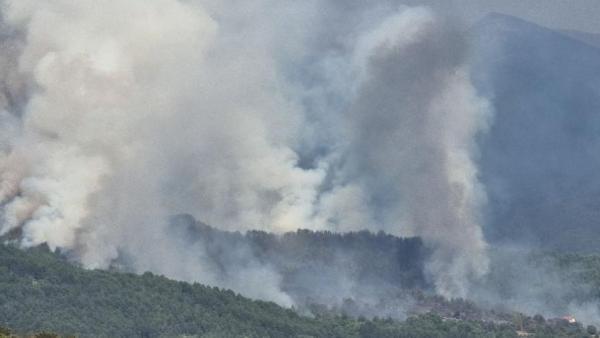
(400, 0, 600, 33)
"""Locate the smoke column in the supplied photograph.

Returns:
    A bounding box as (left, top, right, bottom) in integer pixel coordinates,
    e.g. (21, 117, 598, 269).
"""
(322, 8, 491, 298)
(0, 1, 490, 302)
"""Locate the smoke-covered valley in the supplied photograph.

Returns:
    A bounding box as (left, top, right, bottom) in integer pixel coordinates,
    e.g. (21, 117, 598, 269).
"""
(0, 0, 599, 328)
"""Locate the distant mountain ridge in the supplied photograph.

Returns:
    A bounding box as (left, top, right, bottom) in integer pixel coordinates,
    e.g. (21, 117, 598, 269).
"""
(559, 29, 600, 49)
(471, 13, 600, 252)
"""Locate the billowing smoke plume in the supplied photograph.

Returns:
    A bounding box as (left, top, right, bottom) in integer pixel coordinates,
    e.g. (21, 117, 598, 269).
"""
(0, 0, 490, 303)
(336, 9, 491, 298)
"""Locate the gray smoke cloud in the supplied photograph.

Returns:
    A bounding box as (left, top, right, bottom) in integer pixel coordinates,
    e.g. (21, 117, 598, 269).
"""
(0, 0, 490, 304)
(333, 8, 491, 298)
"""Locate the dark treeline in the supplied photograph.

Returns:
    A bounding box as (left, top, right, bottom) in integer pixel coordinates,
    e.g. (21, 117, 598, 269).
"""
(168, 214, 428, 317)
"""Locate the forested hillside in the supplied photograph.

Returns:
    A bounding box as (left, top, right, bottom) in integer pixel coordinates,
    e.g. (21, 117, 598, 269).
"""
(169, 214, 427, 316)
(0, 244, 322, 337)
(0, 238, 599, 337)
(168, 216, 600, 322)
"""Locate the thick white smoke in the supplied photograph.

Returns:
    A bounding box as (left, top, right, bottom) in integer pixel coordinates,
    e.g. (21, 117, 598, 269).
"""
(0, 0, 304, 305)
(0, 0, 217, 257)
(0, 1, 490, 303)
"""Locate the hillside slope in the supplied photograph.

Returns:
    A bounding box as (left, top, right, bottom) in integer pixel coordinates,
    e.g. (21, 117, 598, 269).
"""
(471, 13, 600, 251)
(0, 238, 598, 337)
(0, 245, 328, 337)
(0, 243, 513, 338)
